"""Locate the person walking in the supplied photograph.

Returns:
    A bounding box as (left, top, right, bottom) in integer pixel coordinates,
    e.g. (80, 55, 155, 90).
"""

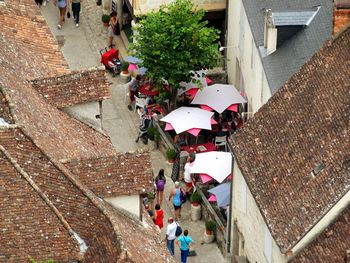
(164, 217, 177, 256)
(155, 169, 166, 205)
(71, 0, 81, 27)
(169, 181, 182, 221)
(54, 0, 70, 30)
(110, 11, 120, 36)
(154, 204, 164, 229)
(127, 74, 141, 111)
(176, 229, 193, 263)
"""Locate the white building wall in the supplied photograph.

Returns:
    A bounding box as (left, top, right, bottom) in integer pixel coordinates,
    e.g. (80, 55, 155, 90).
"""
(105, 195, 140, 218)
(226, 0, 272, 113)
(231, 161, 287, 263)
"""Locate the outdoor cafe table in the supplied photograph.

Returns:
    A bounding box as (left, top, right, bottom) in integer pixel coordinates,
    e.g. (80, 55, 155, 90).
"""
(139, 83, 159, 97)
(180, 142, 216, 154)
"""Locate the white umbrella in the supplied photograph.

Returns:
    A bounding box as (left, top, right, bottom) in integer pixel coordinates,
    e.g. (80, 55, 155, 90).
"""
(191, 84, 247, 113)
(191, 151, 232, 183)
(160, 107, 214, 135)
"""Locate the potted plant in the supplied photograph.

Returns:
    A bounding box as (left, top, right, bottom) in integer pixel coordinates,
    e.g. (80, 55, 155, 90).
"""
(121, 61, 129, 74)
(154, 129, 161, 149)
(102, 14, 110, 27)
(166, 148, 176, 163)
(190, 191, 202, 221)
(147, 127, 157, 141)
(190, 191, 202, 206)
(204, 219, 216, 243)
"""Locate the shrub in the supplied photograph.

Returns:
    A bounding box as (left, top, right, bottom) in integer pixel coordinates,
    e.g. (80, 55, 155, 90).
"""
(190, 191, 202, 203)
(205, 220, 216, 232)
(166, 148, 176, 160)
(102, 14, 110, 23)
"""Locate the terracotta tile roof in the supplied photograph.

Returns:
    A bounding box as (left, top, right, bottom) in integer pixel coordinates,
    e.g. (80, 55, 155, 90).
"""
(229, 27, 350, 252)
(31, 68, 111, 108)
(0, 128, 120, 262)
(0, 0, 69, 77)
(0, 37, 115, 161)
(291, 206, 350, 263)
(0, 149, 80, 262)
(109, 208, 176, 263)
(64, 152, 154, 198)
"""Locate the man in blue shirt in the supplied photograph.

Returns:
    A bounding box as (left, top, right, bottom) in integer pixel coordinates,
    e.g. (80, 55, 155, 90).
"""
(176, 229, 193, 263)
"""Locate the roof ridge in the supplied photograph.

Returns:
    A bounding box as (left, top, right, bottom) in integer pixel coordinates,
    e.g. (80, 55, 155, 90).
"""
(60, 149, 151, 163)
(0, 86, 18, 124)
(30, 66, 106, 84)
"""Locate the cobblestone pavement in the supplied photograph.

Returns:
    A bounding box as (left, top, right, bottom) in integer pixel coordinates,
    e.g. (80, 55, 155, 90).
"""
(40, 1, 226, 262)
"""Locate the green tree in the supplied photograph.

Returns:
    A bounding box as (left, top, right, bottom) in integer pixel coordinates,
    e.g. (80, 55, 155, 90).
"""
(131, 0, 220, 110)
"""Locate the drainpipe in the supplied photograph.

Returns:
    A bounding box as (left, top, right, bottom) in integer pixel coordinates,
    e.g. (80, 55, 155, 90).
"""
(226, 142, 234, 256)
(223, 0, 229, 80)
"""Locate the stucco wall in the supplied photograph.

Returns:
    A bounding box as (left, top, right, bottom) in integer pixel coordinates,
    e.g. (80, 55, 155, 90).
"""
(226, 0, 271, 113)
(231, 161, 287, 263)
(63, 101, 102, 132)
(105, 195, 140, 218)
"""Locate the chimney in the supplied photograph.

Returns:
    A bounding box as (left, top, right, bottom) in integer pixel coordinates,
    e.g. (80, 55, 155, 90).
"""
(264, 9, 278, 55)
(333, 0, 350, 35)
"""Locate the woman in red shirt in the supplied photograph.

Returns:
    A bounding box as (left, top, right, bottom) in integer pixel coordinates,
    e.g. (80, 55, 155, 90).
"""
(154, 204, 164, 229)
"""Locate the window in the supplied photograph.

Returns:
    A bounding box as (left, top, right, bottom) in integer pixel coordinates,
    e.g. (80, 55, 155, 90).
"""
(240, 177, 247, 213)
(264, 225, 273, 263)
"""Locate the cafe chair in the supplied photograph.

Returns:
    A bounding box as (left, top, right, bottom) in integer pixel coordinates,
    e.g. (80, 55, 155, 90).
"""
(214, 135, 228, 151)
(135, 96, 147, 112)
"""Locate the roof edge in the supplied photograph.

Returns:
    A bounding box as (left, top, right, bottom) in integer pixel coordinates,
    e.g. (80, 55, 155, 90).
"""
(288, 190, 350, 257)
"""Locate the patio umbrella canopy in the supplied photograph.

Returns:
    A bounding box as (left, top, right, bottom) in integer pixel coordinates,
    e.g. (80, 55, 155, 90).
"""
(160, 107, 214, 135)
(191, 84, 247, 113)
(191, 151, 232, 183)
(208, 183, 231, 207)
(124, 56, 143, 64)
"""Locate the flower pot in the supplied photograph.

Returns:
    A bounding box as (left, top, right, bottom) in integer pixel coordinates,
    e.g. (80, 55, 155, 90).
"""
(204, 230, 215, 243)
(120, 71, 130, 82)
(191, 201, 200, 207)
(190, 203, 201, 221)
(103, 22, 109, 27)
(167, 158, 175, 164)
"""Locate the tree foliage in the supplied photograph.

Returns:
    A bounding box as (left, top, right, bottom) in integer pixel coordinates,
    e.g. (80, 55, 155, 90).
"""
(131, 0, 220, 108)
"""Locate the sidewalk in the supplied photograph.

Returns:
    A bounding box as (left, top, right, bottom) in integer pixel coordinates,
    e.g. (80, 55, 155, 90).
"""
(40, 2, 226, 262)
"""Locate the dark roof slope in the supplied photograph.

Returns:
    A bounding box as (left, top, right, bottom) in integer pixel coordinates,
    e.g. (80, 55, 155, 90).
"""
(230, 27, 350, 252)
(31, 68, 111, 108)
(291, 206, 350, 263)
(65, 152, 154, 198)
(243, 0, 332, 94)
(0, 128, 120, 262)
(0, 148, 80, 262)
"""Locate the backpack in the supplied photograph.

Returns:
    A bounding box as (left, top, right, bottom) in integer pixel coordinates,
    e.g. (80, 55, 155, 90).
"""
(175, 223, 182, 237)
(180, 188, 187, 204)
(156, 179, 165, 191)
